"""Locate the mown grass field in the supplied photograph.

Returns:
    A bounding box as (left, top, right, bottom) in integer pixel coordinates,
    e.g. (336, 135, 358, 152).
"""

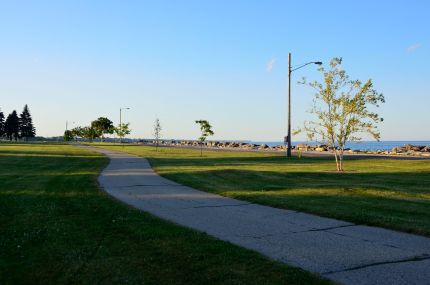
(98, 144, 430, 236)
(0, 143, 330, 285)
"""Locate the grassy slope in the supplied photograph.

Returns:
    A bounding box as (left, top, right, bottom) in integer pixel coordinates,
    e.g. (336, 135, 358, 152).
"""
(0, 143, 329, 285)
(98, 144, 430, 236)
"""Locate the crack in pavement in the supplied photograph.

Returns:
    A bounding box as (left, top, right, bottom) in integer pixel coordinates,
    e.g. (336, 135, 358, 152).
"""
(236, 233, 274, 240)
(125, 184, 181, 187)
(291, 224, 356, 234)
(189, 202, 253, 209)
(260, 211, 299, 219)
(322, 254, 430, 276)
(324, 229, 402, 249)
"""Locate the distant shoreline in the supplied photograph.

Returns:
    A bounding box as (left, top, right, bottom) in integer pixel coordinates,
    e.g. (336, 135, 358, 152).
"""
(133, 140, 430, 159)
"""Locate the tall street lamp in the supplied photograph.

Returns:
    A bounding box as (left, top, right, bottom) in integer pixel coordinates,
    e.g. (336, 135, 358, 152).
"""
(287, 53, 322, 157)
(65, 121, 75, 132)
(119, 107, 130, 143)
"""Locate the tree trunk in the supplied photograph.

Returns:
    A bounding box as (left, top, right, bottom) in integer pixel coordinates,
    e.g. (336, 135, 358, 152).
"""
(334, 151, 338, 171)
(334, 150, 342, 172)
(338, 149, 344, 172)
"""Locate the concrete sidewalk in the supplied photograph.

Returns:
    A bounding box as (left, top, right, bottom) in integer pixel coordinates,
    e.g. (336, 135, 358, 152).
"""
(83, 145, 430, 285)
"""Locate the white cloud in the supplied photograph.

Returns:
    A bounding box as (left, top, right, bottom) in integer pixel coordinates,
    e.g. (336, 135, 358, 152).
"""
(407, 43, 422, 53)
(266, 58, 276, 72)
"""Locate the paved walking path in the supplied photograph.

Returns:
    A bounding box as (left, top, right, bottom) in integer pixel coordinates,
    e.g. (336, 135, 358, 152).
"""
(83, 146, 430, 285)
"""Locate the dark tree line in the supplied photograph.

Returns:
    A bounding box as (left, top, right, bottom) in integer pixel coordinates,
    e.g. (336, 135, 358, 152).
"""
(0, 105, 36, 141)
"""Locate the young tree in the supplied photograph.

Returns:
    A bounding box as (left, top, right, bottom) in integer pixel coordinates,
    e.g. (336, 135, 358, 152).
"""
(115, 123, 131, 143)
(5, 111, 20, 141)
(0, 109, 5, 138)
(195, 120, 214, 157)
(70, 126, 84, 140)
(297, 57, 385, 171)
(64, 130, 74, 141)
(81, 126, 99, 142)
(91, 117, 114, 142)
(19, 104, 36, 141)
(152, 118, 162, 151)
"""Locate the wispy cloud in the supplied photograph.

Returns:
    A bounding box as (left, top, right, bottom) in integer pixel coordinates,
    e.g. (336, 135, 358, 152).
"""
(407, 43, 422, 53)
(266, 58, 276, 72)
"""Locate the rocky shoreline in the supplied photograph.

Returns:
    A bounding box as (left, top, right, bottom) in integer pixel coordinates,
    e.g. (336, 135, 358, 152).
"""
(138, 140, 430, 157)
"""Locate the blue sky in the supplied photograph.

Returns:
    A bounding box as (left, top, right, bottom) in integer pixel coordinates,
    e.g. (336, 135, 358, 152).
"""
(0, 0, 428, 140)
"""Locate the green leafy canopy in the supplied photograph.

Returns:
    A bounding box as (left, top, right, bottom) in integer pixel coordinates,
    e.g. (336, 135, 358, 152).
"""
(296, 57, 385, 171)
(195, 120, 214, 142)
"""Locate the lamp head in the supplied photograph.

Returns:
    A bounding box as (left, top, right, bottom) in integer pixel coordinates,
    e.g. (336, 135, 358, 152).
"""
(314, 61, 323, 65)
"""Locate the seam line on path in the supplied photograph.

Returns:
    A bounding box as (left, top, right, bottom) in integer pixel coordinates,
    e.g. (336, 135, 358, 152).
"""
(189, 203, 253, 209)
(322, 254, 430, 276)
(324, 230, 403, 249)
(125, 184, 181, 187)
(292, 224, 356, 234)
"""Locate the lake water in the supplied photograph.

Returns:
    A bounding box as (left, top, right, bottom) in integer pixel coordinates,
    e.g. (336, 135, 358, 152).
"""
(251, 141, 430, 151)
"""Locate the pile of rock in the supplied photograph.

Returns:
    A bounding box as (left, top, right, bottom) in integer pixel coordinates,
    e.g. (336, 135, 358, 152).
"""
(391, 144, 430, 156)
(140, 140, 430, 157)
(295, 144, 329, 152)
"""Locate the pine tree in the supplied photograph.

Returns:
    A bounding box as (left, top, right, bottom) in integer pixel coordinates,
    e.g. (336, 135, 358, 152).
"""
(0, 109, 5, 138)
(19, 104, 36, 140)
(5, 111, 20, 141)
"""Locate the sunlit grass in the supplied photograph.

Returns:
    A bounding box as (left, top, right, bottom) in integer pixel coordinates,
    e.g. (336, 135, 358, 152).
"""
(0, 142, 329, 285)
(97, 144, 430, 236)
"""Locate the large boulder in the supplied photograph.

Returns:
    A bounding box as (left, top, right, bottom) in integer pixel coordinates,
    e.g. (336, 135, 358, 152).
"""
(296, 144, 310, 151)
(411, 145, 425, 151)
(392, 146, 406, 153)
(230, 142, 240, 148)
(259, 144, 269, 149)
(404, 144, 416, 151)
(403, 144, 425, 151)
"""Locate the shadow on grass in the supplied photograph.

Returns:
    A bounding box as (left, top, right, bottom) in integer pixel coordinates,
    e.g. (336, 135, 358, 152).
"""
(145, 153, 430, 192)
(0, 149, 101, 157)
(147, 155, 332, 167)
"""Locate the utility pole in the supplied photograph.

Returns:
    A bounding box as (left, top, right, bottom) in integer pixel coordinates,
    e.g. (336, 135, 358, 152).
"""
(65, 120, 75, 132)
(287, 53, 292, 157)
(285, 53, 322, 158)
(119, 107, 130, 143)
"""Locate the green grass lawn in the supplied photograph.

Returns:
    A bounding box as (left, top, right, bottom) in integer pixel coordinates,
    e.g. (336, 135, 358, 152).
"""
(98, 144, 430, 237)
(0, 143, 330, 285)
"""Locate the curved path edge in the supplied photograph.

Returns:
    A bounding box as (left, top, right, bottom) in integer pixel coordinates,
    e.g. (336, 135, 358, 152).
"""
(79, 145, 430, 285)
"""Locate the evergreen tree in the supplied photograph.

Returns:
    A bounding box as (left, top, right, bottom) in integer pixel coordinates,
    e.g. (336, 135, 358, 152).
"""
(19, 104, 36, 140)
(0, 109, 5, 138)
(5, 111, 20, 141)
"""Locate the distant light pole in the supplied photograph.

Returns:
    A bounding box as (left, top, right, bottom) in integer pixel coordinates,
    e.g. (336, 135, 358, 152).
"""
(287, 53, 322, 157)
(65, 121, 75, 132)
(119, 107, 130, 143)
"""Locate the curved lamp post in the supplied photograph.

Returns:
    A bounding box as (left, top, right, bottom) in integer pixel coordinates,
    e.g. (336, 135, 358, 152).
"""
(119, 107, 130, 143)
(287, 53, 322, 157)
(65, 121, 75, 132)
